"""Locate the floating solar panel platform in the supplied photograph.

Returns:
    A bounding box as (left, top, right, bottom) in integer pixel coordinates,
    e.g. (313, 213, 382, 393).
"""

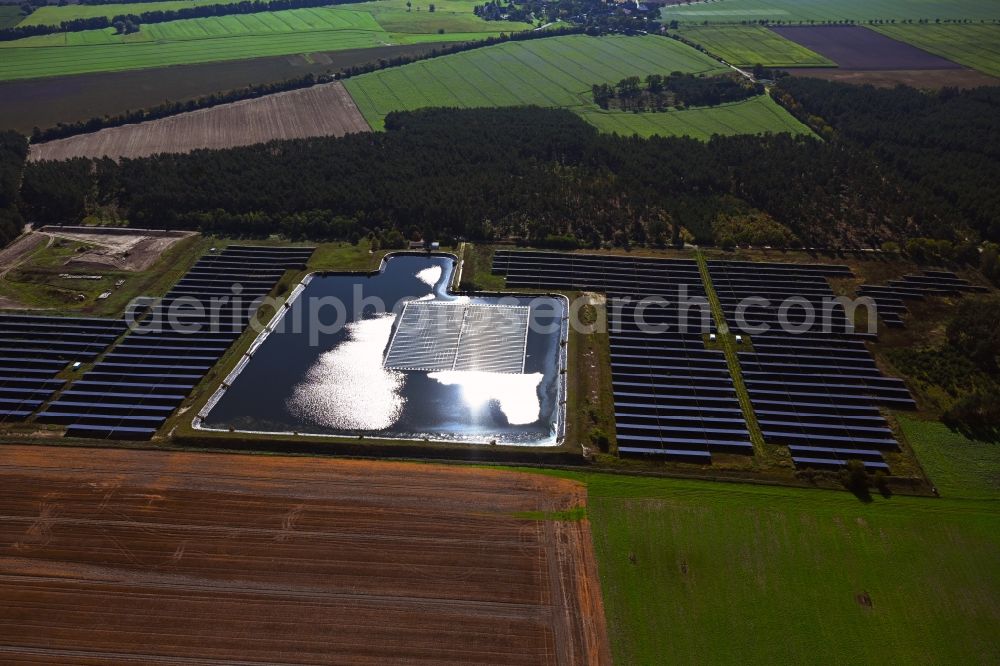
(384, 302, 529, 374)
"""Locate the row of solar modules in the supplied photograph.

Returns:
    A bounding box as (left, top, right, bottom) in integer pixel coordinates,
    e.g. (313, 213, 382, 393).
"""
(37, 246, 315, 440)
(709, 260, 915, 471)
(492, 249, 707, 297)
(0, 315, 127, 422)
(492, 250, 752, 463)
(858, 270, 989, 328)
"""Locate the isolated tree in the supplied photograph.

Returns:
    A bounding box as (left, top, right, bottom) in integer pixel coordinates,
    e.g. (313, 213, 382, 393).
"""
(406, 0, 411, 10)
(428, 3, 435, 11)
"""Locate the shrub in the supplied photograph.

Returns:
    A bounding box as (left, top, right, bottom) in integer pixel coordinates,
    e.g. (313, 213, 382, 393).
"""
(589, 427, 610, 452)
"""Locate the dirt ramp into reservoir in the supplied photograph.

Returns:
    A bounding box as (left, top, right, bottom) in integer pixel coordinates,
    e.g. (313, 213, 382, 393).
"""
(0, 446, 609, 665)
(29, 81, 370, 162)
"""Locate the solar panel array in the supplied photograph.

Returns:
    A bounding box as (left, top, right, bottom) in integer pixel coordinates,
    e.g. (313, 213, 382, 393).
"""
(493, 250, 752, 463)
(37, 246, 314, 440)
(384, 302, 529, 373)
(709, 260, 915, 471)
(452, 305, 530, 373)
(858, 270, 989, 328)
(0, 315, 126, 423)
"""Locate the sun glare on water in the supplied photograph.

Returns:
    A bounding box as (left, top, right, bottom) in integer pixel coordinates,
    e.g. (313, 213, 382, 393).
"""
(428, 370, 544, 425)
(288, 314, 405, 430)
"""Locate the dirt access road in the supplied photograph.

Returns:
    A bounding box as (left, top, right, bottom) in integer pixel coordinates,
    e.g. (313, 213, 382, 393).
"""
(0, 446, 609, 665)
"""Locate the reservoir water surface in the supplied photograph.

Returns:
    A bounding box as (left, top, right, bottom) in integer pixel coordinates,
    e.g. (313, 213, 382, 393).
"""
(197, 253, 566, 445)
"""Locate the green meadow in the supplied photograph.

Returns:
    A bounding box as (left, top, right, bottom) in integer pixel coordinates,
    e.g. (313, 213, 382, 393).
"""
(874, 23, 1000, 77)
(519, 407, 1000, 663)
(676, 25, 835, 67)
(898, 414, 1000, 500)
(527, 467, 1000, 663)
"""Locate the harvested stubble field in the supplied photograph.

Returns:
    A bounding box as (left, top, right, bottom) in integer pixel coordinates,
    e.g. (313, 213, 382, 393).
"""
(0, 445, 609, 665)
(30, 82, 370, 161)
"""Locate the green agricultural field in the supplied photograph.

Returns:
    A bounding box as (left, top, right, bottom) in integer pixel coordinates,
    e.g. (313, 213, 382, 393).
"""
(345, 35, 727, 128)
(353, 0, 531, 35)
(344, 34, 809, 137)
(873, 24, 1000, 78)
(676, 25, 834, 67)
(580, 94, 811, 139)
(529, 468, 1000, 663)
(20, 0, 533, 34)
(898, 414, 1000, 500)
(0, 11, 385, 81)
(19, 0, 248, 26)
(4, 7, 388, 48)
(0, 3, 518, 81)
(663, 0, 1000, 24)
(0, 6, 23, 29)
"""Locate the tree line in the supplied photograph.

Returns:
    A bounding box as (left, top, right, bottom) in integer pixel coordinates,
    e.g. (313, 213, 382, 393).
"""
(773, 78, 1000, 244)
(0, 0, 367, 41)
(1, 16, 116, 41)
(0, 131, 28, 249)
(475, 0, 660, 33)
(17, 104, 976, 254)
(592, 73, 761, 111)
(29, 25, 585, 143)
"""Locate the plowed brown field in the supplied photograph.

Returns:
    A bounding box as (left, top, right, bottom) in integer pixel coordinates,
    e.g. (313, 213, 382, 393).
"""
(0, 446, 609, 665)
(29, 82, 369, 162)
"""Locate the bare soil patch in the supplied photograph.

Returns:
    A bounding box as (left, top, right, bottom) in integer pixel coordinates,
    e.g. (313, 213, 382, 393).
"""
(0, 445, 610, 665)
(783, 67, 998, 88)
(772, 25, 963, 70)
(43, 228, 195, 271)
(30, 82, 370, 162)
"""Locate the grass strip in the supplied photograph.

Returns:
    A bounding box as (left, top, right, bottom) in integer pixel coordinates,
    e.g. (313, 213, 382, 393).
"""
(696, 250, 766, 454)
